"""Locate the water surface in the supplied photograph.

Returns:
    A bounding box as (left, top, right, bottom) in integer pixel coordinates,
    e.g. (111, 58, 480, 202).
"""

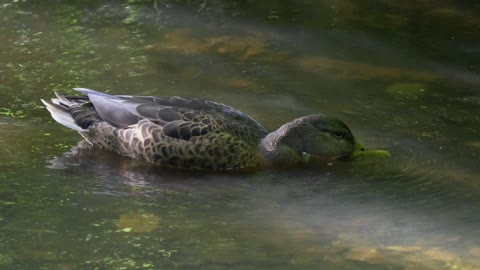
(1, 1, 480, 269)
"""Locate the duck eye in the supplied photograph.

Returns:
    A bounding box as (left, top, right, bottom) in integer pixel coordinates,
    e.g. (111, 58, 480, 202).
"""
(333, 131, 345, 139)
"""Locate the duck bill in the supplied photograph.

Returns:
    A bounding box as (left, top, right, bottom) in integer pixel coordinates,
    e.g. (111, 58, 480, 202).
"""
(350, 140, 391, 159)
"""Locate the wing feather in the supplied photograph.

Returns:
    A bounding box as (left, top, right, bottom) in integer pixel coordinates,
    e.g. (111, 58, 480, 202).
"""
(74, 88, 267, 144)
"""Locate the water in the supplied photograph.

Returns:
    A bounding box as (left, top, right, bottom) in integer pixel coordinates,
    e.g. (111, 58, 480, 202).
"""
(1, 0, 480, 269)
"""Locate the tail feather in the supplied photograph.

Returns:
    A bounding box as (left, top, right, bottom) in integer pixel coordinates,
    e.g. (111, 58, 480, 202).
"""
(54, 91, 76, 106)
(41, 99, 86, 132)
(42, 91, 103, 131)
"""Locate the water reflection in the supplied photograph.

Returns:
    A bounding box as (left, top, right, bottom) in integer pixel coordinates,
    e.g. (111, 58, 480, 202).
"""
(41, 140, 480, 269)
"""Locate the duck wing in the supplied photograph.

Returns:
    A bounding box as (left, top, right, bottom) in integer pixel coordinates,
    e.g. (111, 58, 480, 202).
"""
(74, 88, 268, 144)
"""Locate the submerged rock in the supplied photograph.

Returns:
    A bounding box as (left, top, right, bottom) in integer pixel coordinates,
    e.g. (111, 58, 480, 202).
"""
(117, 212, 161, 233)
(152, 28, 268, 60)
(296, 57, 437, 82)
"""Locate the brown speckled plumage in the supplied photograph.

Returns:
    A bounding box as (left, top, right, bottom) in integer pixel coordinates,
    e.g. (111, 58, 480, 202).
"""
(42, 88, 358, 170)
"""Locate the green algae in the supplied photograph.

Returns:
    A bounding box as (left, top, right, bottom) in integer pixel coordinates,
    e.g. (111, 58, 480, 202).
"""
(0, 254, 13, 266)
(386, 82, 429, 100)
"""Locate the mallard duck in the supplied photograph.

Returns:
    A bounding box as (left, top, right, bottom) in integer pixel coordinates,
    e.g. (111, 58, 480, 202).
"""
(42, 88, 372, 170)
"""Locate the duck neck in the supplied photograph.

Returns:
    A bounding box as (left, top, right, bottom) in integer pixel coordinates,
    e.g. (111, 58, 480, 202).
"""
(258, 120, 305, 166)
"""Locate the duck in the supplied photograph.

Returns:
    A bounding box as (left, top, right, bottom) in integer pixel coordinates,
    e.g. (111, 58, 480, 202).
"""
(41, 88, 379, 170)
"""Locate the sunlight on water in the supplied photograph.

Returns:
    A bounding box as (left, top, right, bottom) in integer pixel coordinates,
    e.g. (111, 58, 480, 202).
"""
(0, 0, 480, 269)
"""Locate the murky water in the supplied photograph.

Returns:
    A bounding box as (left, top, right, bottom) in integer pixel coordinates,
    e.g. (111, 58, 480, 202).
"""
(1, 0, 480, 269)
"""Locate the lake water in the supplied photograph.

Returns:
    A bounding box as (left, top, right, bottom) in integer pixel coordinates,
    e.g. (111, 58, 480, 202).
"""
(1, 1, 480, 269)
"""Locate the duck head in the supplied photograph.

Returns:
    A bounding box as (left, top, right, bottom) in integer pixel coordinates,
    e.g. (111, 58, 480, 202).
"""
(260, 114, 387, 165)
